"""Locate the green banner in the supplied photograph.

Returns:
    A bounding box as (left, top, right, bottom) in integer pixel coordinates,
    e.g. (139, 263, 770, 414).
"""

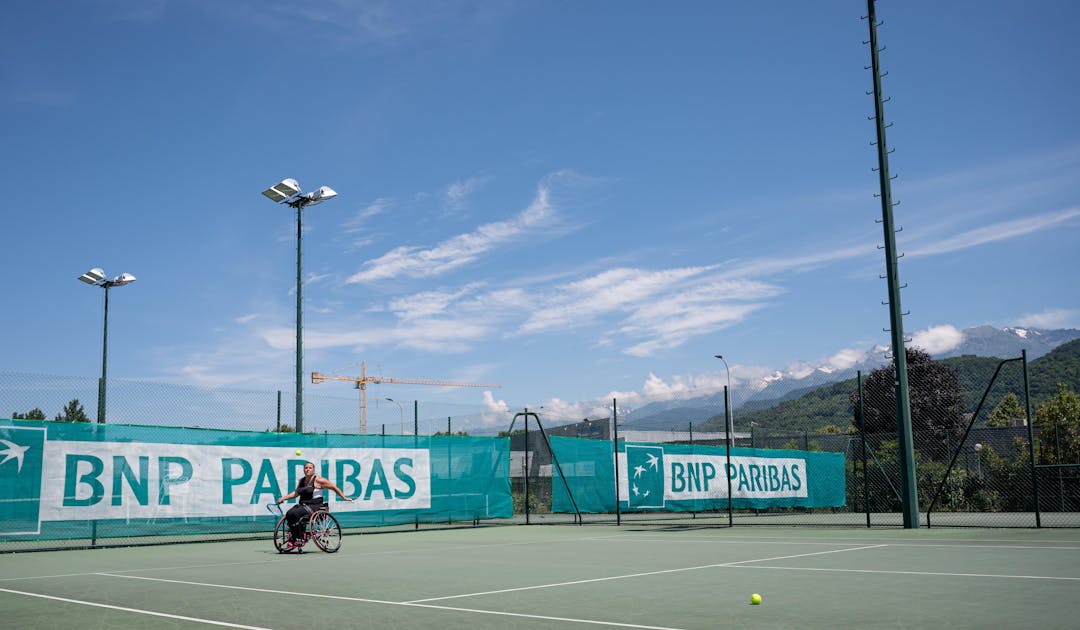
(551, 437, 846, 512)
(0, 420, 512, 541)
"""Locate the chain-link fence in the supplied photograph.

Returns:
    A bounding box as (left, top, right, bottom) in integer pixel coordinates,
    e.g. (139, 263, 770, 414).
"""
(0, 371, 513, 436)
(508, 351, 1080, 528)
(4, 347, 1079, 539)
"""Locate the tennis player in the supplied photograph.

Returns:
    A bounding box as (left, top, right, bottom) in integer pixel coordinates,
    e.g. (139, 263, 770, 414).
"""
(276, 461, 353, 548)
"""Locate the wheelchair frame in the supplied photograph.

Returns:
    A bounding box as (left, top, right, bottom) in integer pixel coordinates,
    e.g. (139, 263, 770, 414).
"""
(273, 503, 342, 553)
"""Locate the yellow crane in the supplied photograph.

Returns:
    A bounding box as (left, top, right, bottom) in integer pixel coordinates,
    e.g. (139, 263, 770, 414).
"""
(311, 361, 500, 434)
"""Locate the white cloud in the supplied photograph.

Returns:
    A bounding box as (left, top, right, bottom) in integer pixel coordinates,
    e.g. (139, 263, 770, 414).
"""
(519, 266, 715, 334)
(343, 199, 390, 234)
(538, 397, 613, 422)
(822, 347, 872, 372)
(444, 176, 487, 212)
(617, 282, 779, 356)
(909, 324, 965, 355)
(347, 178, 557, 283)
(1017, 308, 1080, 329)
(907, 208, 1080, 257)
(387, 285, 480, 321)
(235, 313, 259, 324)
(483, 391, 509, 412)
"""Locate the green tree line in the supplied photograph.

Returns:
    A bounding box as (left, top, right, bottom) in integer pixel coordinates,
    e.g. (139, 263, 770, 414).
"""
(700, 339, 1080, 434)
(10, 399, 91, 422)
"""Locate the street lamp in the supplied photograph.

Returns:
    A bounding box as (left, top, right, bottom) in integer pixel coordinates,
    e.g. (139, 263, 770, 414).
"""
(714, 354, 735, 440)
(385, 397, 405, 434)
(79, 268, 137, 423)
(261, 178, 338, 433)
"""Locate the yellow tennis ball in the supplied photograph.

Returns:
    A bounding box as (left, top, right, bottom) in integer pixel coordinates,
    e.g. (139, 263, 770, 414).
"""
(751, 594, 762, 605)
(295, 449, 302, 456)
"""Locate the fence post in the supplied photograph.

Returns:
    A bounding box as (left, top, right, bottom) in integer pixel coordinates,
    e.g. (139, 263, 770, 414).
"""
(725, 386, 733, 527)
(525, 407, 531, 524)
(1023, 349, 1041, 527)
(859, 371, 870, 528)
(613, 398, 621, 526)
(448, 416, 453, 524)
(414, 400, 419, 530)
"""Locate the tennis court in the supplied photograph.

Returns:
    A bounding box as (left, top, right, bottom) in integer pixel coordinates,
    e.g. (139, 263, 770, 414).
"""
(3, 525, 1079, 629)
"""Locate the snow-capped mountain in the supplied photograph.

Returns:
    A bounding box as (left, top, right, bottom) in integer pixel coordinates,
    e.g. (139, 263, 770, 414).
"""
(621, 326, 1080, 428)
(935, 326, 1080, 361)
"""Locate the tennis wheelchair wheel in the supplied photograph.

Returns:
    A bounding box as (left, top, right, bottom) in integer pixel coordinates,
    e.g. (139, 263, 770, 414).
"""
(273, 516, 295, 553)
(308, 510, 341, 553)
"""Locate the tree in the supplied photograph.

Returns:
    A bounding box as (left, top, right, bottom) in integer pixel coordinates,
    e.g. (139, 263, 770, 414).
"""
(850, 347, 965, 452)
(815, 424, 846, 434)
(55, 399, 90, 423)
(1033, 384, 1080, 465)
(987, 393, 1027, 428)
(12, 408, 46, 420)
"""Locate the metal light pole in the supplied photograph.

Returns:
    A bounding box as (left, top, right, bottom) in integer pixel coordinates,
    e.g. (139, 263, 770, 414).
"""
(79, 268, 137, 424)
(865, 0, 918, 528)
(385, 397, 405, 434)
(261, 179, 337, 433)
(714, 354, 735, 441)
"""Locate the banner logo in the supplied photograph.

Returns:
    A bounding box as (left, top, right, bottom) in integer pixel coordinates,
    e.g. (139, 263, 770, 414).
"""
(626, 445, 665, 508)
(0, 427, 47, 535)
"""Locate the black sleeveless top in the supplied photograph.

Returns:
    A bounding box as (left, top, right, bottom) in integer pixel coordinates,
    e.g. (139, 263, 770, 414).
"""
(295, 475, 325, 505)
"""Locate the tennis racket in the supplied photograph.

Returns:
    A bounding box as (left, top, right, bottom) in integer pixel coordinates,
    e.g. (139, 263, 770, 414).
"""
(267, 502, 283, 517)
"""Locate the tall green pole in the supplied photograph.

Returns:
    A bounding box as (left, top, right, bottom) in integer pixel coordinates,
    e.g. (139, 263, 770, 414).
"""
(1022, 349, 1041, 527)
(613, 398, 621, 526)
(295, 202, 304, 433)
(866, 0, 918, 527)
(97, 285, 110, 424)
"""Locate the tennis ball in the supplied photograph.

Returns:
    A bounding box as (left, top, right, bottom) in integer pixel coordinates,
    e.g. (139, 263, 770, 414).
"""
(750, 594, 762, 605)
(295, 449, 302, 456)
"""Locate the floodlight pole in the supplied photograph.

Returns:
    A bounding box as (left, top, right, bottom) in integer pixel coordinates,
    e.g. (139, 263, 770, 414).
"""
(866, 0, 918, 528)
(80, 269, 135, 424)
(97, 284, 110, 424)
(294, 200, 305, 433)
(262, 179, 337, 434)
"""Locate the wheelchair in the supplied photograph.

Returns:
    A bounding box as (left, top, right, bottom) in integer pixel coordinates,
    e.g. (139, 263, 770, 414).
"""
(271, 502, 342, 553)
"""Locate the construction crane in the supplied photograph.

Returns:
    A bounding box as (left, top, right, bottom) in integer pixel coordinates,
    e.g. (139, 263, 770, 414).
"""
(311, 361, 500, 434)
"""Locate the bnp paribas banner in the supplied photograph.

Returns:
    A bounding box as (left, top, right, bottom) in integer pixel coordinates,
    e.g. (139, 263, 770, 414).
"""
(0, 420, 511, 541)
(550, 437, 846, 512)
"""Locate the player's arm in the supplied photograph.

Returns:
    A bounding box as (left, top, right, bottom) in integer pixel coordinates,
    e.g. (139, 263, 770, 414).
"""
(276, 488, 299, 504)
(316, 477, 354, 501)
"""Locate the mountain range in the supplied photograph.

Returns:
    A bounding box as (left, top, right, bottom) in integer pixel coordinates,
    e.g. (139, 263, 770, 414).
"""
(621, 325, 1080, 429)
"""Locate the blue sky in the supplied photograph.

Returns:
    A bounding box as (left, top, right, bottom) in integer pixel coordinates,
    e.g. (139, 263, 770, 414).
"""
(3, 1, 1079, 426)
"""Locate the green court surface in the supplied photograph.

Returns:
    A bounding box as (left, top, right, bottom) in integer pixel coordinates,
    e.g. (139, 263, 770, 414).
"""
(2, 526, 1080, 629)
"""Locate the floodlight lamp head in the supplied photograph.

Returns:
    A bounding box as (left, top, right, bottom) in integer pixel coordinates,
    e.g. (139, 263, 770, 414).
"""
(299, 185, 337, 207)
(78, 267, 106, 285)
(111, 273, 137, 286)
(261, 178, 302, 203)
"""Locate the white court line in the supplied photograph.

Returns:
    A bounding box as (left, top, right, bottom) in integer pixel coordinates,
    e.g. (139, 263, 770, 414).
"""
(96, 573, 683, 630)
(613, 532, 1080, 545)
(0, 538, 609, 587)
(0, 559, 279, 582)
(608, 537, 1080, 551)
(735, 565, 1080, 581)
(405, 544, 886, 603)
(0, 587, 271, 629)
